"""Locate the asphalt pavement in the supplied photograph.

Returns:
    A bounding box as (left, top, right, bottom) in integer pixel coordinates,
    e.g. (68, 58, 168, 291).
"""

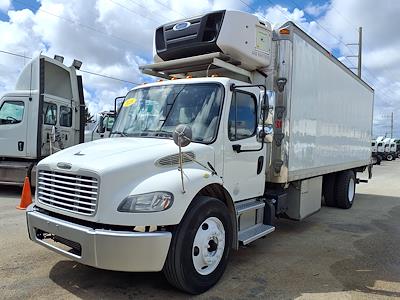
(0, 160, 399, 299)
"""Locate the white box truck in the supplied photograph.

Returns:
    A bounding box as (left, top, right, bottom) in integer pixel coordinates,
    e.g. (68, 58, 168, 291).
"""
(26, 10, 374, 294)
(0, 55, 86, 186)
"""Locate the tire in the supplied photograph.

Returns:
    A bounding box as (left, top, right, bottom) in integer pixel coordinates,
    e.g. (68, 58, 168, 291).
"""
(322, 174, 336, 207)
(386, 154, 393, 161)
(335, 170, 356, 209)
(163, 196, 233, 294)
(398, 153, 400, 159)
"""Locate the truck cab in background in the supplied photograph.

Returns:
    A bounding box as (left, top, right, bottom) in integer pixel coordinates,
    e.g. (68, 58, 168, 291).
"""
(371, 139, 380, 164)
(382, 137, 395, 161)
(84, 111, 116, 142)
(0, 55, 85, 186)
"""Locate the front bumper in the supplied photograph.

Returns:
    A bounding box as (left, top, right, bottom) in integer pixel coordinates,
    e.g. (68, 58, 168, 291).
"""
(26, 205, 172, 272)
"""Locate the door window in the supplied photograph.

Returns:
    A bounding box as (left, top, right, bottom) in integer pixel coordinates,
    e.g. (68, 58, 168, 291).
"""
(60, 106, 72, 127)
(43, 102, 57, 125)
(228, 92, 257, 141)
(0, 101, 24, 125)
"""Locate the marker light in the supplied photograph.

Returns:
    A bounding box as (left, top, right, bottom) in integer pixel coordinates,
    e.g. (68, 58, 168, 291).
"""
(117, 192, 174, 213)
(279, 28, 290, 35)
(54, 55, 64, 63)
(72, 59, 82, 70)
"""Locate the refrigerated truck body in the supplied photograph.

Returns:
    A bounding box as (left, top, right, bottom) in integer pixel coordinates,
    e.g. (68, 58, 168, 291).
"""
(26, 10, 374, 294)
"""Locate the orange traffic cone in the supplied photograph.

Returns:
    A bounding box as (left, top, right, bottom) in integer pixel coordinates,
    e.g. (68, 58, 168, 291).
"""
(17, 177, 32, 210)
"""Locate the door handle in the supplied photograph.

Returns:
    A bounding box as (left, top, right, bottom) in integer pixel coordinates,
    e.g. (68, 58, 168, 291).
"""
(18, 141, 24, 151)
(257, 156, 264, 174)
(232, 144, 242, 153)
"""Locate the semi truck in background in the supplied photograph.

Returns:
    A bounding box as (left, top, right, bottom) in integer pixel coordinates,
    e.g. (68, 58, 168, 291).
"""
(26, 10, 374, 294)
(389, 138, 397, 160)
(0, 55, 85, 186)
(381, 137, 396, 161)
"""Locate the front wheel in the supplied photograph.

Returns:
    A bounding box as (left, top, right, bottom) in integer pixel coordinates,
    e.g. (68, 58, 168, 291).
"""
(386, 154, 393, 161)
(163, 196, 233, 294)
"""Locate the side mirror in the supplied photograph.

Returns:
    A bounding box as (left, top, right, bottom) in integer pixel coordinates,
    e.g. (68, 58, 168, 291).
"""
(257, 125, 273, 143)
(98, 116, 105, 133)
(173, 124, 192, 148)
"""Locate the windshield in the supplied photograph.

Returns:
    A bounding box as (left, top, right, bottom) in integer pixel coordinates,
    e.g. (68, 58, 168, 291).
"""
(112, 83, 223, 143)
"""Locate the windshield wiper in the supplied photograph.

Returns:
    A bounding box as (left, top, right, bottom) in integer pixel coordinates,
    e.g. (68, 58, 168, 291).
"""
(139, 129, 172, 138)
(112, 131, 128, 137)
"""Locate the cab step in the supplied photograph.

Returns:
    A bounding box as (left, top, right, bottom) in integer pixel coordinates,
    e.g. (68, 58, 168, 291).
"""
(235, 199, 265, 215)
(239, 224, 275, 245)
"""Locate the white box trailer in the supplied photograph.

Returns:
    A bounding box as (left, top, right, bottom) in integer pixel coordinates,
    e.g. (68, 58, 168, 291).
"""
(26, 10, 374, 294)
(268, 23, 373, 184)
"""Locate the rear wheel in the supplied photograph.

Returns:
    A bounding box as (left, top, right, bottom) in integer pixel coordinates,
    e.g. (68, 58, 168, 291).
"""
(386, 154, 393, 161)
(322, 174, 336, 207)
(163, 196, 232, 294)
(335, 170, 356, 209)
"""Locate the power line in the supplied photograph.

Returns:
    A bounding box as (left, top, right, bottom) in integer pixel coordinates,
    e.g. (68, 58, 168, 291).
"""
(109, 0, 162, 24)
(153, 0, 187, 19)
(0, 50, 31, 59)
(79, 69, 139, 85)
(0, 49, 140, 85)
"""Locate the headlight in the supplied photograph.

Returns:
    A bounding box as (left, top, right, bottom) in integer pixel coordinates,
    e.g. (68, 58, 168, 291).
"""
(117, 192, 174, 213)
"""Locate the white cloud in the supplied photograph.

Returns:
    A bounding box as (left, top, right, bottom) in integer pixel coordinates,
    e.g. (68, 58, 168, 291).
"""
(0, 0, 10, 12)
(304, 2, 329, 17)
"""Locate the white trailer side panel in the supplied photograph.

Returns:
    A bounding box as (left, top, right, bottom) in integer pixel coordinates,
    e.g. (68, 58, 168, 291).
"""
(287, 33, 373, 181)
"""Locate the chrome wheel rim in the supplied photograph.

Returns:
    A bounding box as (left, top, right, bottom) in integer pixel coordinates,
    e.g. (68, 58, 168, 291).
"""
(348, 177, 355, 203)
(192, 216, 225, 275)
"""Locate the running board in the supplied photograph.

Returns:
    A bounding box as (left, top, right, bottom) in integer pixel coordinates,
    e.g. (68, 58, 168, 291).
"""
(235, 199, 275, 246)
(239, 224, 275, 245)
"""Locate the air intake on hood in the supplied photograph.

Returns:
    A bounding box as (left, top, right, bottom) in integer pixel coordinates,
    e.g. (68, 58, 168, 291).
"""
(155, 152, 195, 167)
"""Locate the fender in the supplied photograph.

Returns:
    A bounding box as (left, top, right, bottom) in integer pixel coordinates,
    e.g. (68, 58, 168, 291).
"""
(118, 168, 225, 226)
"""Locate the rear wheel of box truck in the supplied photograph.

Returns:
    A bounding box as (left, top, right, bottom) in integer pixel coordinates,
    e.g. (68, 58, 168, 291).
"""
(322, 174, 336, 207)
(335, 170, 356, 209)
(163, 196, 233, 294)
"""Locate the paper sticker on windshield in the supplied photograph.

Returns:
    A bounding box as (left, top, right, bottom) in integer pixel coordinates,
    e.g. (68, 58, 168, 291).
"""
(123, 98, 137, 107)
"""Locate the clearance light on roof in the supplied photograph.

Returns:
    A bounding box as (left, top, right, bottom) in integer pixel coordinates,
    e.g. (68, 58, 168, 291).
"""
(279, 28, 290, 35)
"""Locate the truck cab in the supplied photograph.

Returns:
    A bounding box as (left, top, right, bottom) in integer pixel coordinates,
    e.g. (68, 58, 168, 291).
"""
(84, 110, 116, 142)
(0, 55, 85, 186)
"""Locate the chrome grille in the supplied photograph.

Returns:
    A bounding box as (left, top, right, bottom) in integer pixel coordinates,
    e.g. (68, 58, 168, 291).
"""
(37, 170, 98, 216)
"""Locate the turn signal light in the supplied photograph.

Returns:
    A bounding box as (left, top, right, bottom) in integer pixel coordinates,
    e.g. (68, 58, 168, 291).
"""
(279, 28, 290, 35)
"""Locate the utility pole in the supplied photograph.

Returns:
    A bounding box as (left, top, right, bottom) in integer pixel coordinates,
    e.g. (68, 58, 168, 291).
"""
(391, 111, 394, 138)
(346, 26, 363, 79)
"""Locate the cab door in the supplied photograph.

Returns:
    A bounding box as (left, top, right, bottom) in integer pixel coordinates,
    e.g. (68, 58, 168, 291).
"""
(0, 96, 29, 157)
(223, 88, 266, 201)
(58, 101, 75, 148)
